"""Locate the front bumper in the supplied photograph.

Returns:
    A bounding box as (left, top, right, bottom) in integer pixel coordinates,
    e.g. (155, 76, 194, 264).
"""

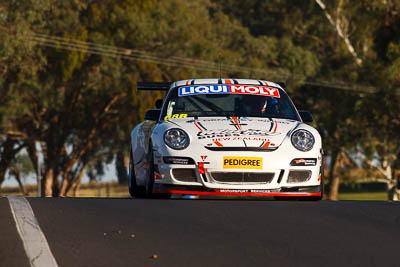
(152, 145, 323, 196)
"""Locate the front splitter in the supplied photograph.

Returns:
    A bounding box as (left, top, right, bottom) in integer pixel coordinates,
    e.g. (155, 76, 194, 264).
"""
(153, 184, 321, 197)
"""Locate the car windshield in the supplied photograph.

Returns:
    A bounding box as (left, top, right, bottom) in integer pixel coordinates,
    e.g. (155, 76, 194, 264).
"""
(162, 85, 300, 121)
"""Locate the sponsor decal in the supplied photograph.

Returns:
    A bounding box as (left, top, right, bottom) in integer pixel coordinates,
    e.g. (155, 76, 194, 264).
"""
(193, 121, 207, 131)
(229, 85, 280, 97)
(154, 188, 321, 196)
(200, 155, 211, 164)
(290, 158, 317, 166)
(212, 137, 271, 142)
(186, 118, 291, 125)
(219, 189, 273, 193)
(223, 156, 263, 169)
(179, 85, 229, 96)
(197, 129, 279, 139)
(198, 162, 205, 174)
(164, 113, 188, 120)
(188, 118, 266, 123)
(178, 85, 280, 98)
(163, 157, 195, 165)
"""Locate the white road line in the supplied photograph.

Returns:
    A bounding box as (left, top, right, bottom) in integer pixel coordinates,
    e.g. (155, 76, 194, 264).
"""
(8, 196, 59, 267)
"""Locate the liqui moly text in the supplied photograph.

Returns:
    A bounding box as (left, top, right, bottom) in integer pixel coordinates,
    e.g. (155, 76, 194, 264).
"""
(178, 85, 280, 97)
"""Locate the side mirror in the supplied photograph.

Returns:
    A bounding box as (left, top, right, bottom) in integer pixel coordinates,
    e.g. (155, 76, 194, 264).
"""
(299, 110, 313, 123)
(144, 109, 161, 121)
(155, 99, 163, 109)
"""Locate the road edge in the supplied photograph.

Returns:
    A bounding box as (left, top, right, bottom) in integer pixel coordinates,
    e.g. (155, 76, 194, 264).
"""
(8, 196, 59, 267)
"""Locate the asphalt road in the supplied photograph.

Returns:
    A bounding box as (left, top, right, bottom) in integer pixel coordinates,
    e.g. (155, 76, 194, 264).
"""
(1, 197, 400, 267)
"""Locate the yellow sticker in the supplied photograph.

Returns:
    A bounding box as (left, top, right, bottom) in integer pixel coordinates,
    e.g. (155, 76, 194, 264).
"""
(164, 114, 188, 120)
(223, 157, 263, 169)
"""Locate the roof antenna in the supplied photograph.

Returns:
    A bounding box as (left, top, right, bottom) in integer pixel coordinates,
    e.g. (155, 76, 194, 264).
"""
(219, 54, 222, 79)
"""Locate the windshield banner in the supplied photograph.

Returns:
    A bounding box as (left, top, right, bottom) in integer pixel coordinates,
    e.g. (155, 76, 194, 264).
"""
(178, 85, 280, 97)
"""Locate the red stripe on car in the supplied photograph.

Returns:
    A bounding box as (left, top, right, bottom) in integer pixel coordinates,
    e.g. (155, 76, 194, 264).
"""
(262, 141, 271, 148)
(213, 140, 223, 147)
(193, 122, 203, 131)
(231, 116, 241, 130)
(154, 190, 321, 197)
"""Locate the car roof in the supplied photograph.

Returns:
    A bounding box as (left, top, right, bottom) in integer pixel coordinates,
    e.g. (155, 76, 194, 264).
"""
(171, 78, 285, 91)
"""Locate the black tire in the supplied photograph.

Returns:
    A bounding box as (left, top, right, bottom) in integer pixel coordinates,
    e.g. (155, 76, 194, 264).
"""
(144, 148, 155, 198)
(128, 152, 145, 198)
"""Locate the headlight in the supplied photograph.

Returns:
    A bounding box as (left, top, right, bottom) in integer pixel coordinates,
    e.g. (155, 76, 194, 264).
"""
(291, 129, 315, 152)
(164, 128, 190, 150)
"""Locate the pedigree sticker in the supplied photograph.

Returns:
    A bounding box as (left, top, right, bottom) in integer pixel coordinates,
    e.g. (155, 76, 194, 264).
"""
(178, 85, 280, 98)
(223, 156, 263, 170)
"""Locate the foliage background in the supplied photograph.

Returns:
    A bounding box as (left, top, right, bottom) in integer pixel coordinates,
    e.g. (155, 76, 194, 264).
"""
(0, 0, 399, 198)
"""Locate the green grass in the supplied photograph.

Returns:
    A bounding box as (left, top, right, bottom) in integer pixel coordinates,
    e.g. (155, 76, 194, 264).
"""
(338, 192, 387, 201)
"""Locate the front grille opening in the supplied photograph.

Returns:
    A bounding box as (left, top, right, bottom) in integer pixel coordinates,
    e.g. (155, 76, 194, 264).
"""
(210, 172, 274, 183)
(172, 169, 197, 182)
(287, 170, 311, 183)
(277, 170, 285, 184)
(200, 173, 208, 182)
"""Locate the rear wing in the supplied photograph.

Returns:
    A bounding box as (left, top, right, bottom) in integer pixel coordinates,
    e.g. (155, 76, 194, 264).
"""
(136, 82, 172, 92)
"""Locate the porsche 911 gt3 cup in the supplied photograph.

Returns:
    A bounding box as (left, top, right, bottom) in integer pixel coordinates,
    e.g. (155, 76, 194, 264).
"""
(129, 78, 324, 200)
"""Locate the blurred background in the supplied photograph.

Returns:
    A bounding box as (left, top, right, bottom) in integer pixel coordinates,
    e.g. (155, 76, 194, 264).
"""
(0, 0, 399, 200)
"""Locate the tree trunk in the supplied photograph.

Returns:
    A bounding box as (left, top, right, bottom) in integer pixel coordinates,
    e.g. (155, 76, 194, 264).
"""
(0, 169, 6, 189)
(387, 171, 400, 201)
(59, 167, 74, 197)
(13, 169, 28, 196)
(59, 173, 70, 197)
(328, 149, 340, 200)
(0, 138, 20, 188)
(116, 152, 128, 184)
(72, 163, 89, 197)
(315, 0, 362, 65)
(328, 174, 341, 200)
(44, 168, 54, 197)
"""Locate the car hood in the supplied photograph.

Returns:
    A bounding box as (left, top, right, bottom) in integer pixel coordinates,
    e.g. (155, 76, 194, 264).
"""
(166, 117, 300, 149)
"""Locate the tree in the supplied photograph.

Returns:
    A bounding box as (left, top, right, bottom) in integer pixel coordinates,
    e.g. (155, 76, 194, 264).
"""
(354, 89, 400, 200)
(7, 154, 34, 195)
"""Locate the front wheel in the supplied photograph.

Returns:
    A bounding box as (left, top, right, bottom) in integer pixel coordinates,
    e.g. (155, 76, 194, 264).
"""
(144, 147, 171, 199)
(144, 148, 155, 197)
(128, 152, 145, 198)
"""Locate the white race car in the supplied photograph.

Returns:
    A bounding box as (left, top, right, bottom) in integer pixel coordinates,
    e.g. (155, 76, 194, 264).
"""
(129, 78, 323, 200)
